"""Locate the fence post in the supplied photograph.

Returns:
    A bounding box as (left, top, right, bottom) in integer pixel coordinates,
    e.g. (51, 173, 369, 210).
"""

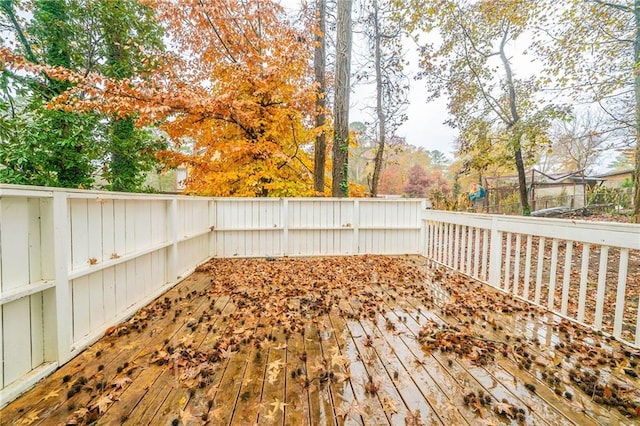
(488, 216, 502, 288)
(52, 191, 72, 364)
(167, 198, 178, 281)
(419, 201, 427, 256)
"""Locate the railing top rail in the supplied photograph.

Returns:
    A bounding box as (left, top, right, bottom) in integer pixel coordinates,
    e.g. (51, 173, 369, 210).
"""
(0, 184, 428, 204)
(0, 183, 203, 200)
(423, 209, 640, 250)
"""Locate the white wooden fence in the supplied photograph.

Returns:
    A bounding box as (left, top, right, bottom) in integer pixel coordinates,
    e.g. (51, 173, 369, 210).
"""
(3, 183, 639, 408)
(423, 210, 640, 348)
(0, 184, 425, 407)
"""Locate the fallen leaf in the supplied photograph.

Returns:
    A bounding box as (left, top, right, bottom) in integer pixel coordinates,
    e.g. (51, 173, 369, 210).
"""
(17, 409, 41, 425)
(90, 394, 113, 414)
(43, 389, 60, 400)
(112, 376, 132, 390)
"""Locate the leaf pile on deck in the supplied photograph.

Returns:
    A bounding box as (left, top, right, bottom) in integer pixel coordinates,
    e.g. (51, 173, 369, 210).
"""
(9, 256, 640, 425)
(55, 255, 434, 425)
(426, 267, 640, 420)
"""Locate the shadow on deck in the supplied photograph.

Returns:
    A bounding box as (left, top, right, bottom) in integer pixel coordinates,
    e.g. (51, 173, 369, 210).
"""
(2, 256, 639, 425)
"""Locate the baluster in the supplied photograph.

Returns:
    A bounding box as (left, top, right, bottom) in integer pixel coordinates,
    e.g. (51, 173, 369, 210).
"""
(560, 241, 573, 316)
(548, 239, 559, 310)
(613, 248, 629, 340)
(594, 246, 609, 330)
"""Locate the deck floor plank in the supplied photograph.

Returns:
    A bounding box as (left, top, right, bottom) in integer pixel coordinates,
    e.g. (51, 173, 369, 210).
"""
(228, 324, 272, 425)
(2, 256, 639, 426)
(325, 309, 390, 425)
(282, 320, 313, 425)
(303, 320, 339, 426)
(256, 325, 288, 425)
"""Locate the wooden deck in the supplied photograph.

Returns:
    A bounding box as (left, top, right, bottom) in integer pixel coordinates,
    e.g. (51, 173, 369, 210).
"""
(2, 256, 639, 425)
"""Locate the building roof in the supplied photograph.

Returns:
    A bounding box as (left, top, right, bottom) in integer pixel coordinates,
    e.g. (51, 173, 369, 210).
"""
(594, 168, 634, 179)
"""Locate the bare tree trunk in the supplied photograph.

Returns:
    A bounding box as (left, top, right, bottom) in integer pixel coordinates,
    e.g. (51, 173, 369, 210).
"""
(313, 0, 327, 194)
(499, 31, 531, 215)
(370, 0, 385, 198)
(332, 0, 352, 197)
(633, 0, 640, 222)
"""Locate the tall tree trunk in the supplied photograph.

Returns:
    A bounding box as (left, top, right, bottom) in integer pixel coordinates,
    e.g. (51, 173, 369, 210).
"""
(633, 0, 640, 222)
(370, 0, 385, 198)
(499, 31, 531, 215)
(313, 0, 327, 194)
(513, 136, 530, 215)
(332, 0, 352, 197)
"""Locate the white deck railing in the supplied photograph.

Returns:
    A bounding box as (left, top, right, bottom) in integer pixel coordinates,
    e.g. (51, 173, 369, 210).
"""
(0, 184, 426, 406)
(423, 210, 640, 348)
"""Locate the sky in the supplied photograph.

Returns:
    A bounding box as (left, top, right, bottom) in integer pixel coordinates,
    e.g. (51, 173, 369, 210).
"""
(348, 37, 457, 158)
(279, 0, 458, 159)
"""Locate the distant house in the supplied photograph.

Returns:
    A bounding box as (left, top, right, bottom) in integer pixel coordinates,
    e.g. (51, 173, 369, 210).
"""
(484, 169, 602, 211)
(595, 168, 634, 189)
(529, 170, 602, 210)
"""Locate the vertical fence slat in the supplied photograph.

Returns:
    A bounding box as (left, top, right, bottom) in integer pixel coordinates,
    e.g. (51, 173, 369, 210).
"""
(353, 200, 360, 254)
(465, 226, 473, 276)
(167, 199, 178, 282)
(523, 235, 532, 300)
(577, 243, 591, 323)
(613, 248, 629, 339)
(534, 237, 545, 304)
(0, 305, 3, 388)
(473, 228, 481, 279)
(560, 241, 573, 316)
(513, 233, 521, 296)
(282, 199, 289, 256)
(481, 229, 489, 281)
(504, 233, 512, 292)
(548, 239, 559, 310)
(488, 218, 501, 288)
(459, 226, 467, 271)
(453, 224, 460, 270)
(2, 298, 31, 385)
(445, 223, 452, 266)
(438, 222, 444, 264)
(594, 246, 610, 330)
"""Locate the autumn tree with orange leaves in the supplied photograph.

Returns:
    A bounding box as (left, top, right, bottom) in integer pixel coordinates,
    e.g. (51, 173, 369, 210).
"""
(1, 0, 322, 196)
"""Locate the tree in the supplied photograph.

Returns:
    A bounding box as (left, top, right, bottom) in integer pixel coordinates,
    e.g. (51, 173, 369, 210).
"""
(332, 0, 353, 197)
(2, 0, 318, 196)
(313, 0, 328, 194)
(534, 0, 640, 221)
(96, 0, 166, 192)
(0, 0, 166, 191)
(427, 150, 449, 170)
(609, 148, 635, 171)
(406, 0, 558, 215)
(404, 164, 430, 197)
(539, 111, 617, 175)
(379, 164, 405, 194)
(359, 0, 408, 197)
(0, 0, 99, 188)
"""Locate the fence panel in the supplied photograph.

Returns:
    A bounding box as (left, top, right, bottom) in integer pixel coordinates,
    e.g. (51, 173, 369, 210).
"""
(423, 210, 640, 348)
(0, 186, 426, 407)
(0, 186, 217, 407)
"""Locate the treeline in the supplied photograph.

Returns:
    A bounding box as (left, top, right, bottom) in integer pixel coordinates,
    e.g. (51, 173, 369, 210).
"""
(0, 0, 638, 221)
